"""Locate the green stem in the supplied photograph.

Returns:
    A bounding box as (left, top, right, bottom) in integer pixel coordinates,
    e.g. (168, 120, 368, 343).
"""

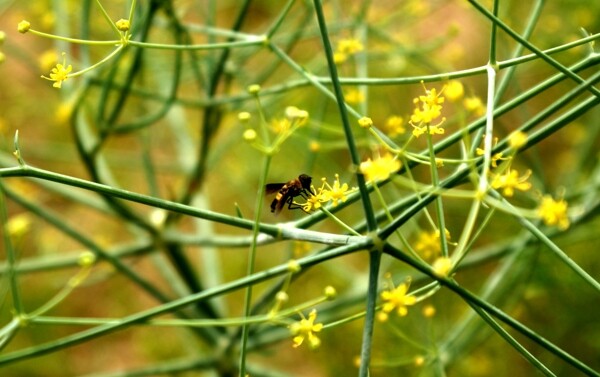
(239, 155, 272, 376)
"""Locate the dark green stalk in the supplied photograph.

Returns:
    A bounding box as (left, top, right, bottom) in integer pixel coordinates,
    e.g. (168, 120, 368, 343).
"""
(312, 2, 379, 376)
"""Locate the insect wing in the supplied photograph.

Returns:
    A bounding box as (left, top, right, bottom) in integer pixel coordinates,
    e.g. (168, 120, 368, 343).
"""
(265, 183, 285, 195)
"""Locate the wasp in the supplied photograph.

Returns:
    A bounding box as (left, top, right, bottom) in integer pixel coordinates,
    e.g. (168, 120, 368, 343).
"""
(265, 174, 314, 214)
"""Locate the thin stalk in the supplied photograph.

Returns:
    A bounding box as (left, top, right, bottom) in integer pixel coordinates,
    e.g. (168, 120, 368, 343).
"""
(239, 155, 273, 376)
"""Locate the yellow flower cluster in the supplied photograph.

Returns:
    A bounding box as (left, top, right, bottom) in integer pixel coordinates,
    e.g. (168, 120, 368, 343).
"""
(379, 280, 416, 321)
(410, 83, 446, 137)
(289, 309, 324, 349)
(359, 153, 401, 182)
(334, 38, 364, 64)
(537, 195, 570, 230)
(298, 175, 355, 213)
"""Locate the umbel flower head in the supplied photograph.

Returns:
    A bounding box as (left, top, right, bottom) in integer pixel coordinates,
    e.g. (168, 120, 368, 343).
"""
(410, 82, 446, 137)
(359, 153, 401, 182)
(41, 52, 72, 88)
(537, 194, 570, 230)
(296, 175, 355, 212)
(490, 169, 532, 197)
(289, 309, 324, 349)
(379, 279, 417, 321)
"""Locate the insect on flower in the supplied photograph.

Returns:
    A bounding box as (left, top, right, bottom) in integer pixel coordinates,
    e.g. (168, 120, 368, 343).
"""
(266, 174, 314, 215)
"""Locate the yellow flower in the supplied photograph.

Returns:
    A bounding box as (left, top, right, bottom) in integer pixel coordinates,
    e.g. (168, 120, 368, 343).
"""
(432, 256, 453, 277)
(115, 19, 130, 32)
(358, 116, 373, 128)
(415, 232, 439, 257)
(7, 214, 31, 238)
(78, 251, 97, 267)
(41, 52, 72, 89)
(411, 123, 445, 138)
(299, 187, 325, 213)
(422, 305, 436, 318)
(247, 84, 261, 94)
(537, 195, 569, 230)
(463, 96, 486, 117)
(359, 153, 401, 182)
(243, 129, 257, 141)
(285, 106, 309, 123)
(289, 309, 324, 349)
(445, 80, 464, 102)
(414, 229, 448, 259)
(18, 20, 31, 33)
(410, 84, 445, 124)
(384, 115, 406, 137)
(509, 131, 528, 149)
(380, 280, 416, 317)
(294, 175, 353, 211)
(476, 136, 506, 168)
(490, 169, 532, 197)
(345, 89, 365, 104)
(270, 118, 292, 134)
(322, 174, 352, 206)
(238, 111, 251, 122)
(334, 38, 364, 63)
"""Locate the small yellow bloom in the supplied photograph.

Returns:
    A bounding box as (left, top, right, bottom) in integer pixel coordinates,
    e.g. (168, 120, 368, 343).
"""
(78, 251, 97, 267)
(463, 96, 486, 117)
(324, 286, 337, 299)
(334, 38, 364, 64)
(422, 305, 436, 318)
(358, 116, 373, 128)
(337, 38, 364, 55)
(445, 80, 464, 102)
(285, 106, 309, 122)
(243, 129, 257, 141)
(414, 356, 426, 367)
(309, 140, 320, 152)
(432, 256, 453, 277)
(412, 123, 445, 138)
(359, 153, 401, 182)
(270, 118, 292, 134)
(509, 131, 528, 149)
(287, 259, 301, 273)
(289, 309, 324, 349)
(410, 84, 445, 124)
(490, 169, 532, 197)
(345, 89, 365, 104)
(247, 84, 261, 94)
(276, 291, 289, 303)
(537, 195, 570, 230)
(7, 214, 31, 238)
(380, 280, 417, 317)
(333, 51, 348, 64)
(322, 174, 352, 206)
(115, 19, 130, 32)
(476, 137, 506, 168)
(41, 52, 72, 89)
(238, 111, 251, 122)
(384, 115, 406, 137)
(414, 229, 449, 259)
(18, 20, 31, 33)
